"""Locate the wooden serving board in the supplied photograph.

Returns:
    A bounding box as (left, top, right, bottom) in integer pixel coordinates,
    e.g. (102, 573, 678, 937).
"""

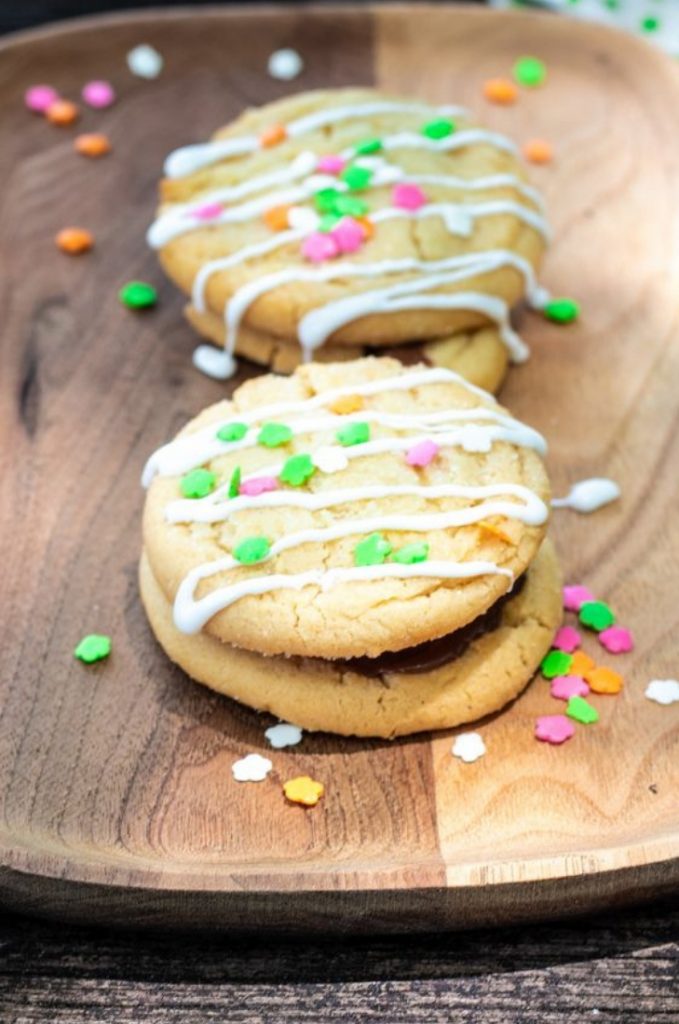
(1, 5, 677, 933)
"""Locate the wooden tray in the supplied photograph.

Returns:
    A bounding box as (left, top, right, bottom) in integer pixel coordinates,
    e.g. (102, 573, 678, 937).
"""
(1, 4, 677, 933)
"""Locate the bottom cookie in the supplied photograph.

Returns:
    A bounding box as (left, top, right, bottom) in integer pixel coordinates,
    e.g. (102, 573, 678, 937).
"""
(139, 540, 562, 739)
(184, 303, 510, 393)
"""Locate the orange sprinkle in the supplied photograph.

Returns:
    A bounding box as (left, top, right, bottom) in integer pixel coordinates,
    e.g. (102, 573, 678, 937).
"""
(483, 78, 519, 106)
(523, 139, 553, 165)
(283, 776, 324, 807)
(356, 216, 375, 240)
(262, 204, 291, 232)
(259, 122, 287, 148)
(477, 519, 513, 544)
(329, 393, 364, 414)
(587, 666, 624, 695)
(55, 227, 94, 254)
(45, 99, 79, 125)
(74, 132, 111, 157)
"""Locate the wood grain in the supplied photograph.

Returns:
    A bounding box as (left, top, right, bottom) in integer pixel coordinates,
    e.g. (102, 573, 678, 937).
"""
(0, 5, 677, 932)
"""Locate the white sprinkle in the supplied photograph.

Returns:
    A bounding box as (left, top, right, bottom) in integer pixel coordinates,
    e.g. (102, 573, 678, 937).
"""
(552, 478, 621, 514)
(231, 753, 273, 782)
(287, 206, 320, 232)
(312, 445, 349, 475)
(265, 722, 303, 749)
(267, 48, 304, 82)
(460, 424, 493, 453)
(192, 344, 237, 380)
(127, 44, 163, 80)
(452, 732, 487, 763)
(645, 679, 679, 706)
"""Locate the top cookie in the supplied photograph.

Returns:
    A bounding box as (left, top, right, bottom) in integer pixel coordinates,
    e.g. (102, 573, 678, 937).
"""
(142, 357, 551, 660)
(148, 88, 548, 371)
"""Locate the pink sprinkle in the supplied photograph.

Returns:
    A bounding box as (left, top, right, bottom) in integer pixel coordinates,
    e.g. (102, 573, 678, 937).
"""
(191, 202, 224, 221)
(81, 80, 116, 109)
(598, 625, 633, 654)
(317, 155, 345, 175)
(330, 217, 365, 254)
(553, 625, 581, 653)
(535, 714, 576, 745)
(392, 183, 427, 211)
(406, 439, 440, 468)
(25, 84, 60, 113)
(550, 675, 590, 701)
(563, 584, 595, 612)
(301, 232, 339, 263)
(240, 476, 279, 497)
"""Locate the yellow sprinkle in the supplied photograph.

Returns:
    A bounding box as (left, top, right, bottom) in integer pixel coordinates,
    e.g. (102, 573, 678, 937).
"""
(477, 519, 513, 544)
(329, 394, 364, 414)
(283, 775, 324, 807)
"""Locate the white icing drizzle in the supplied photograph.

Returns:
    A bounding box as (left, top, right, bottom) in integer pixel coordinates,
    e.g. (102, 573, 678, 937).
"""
(192, 344, 237, 380)
(551, 478, 621, 513)
(164, 101, 466, 178)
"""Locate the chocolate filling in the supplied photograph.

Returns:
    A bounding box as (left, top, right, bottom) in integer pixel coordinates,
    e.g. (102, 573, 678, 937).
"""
(336, 575, 526, 677)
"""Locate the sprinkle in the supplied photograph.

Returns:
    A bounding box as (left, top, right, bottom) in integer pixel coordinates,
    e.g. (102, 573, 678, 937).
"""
(563, 584, 595, 612)
(25, 84, 59, 113)
(566, 696, 599, 725)
(232, 753, 272, 783)
(523, 139, 553, 165)
(641, 16, 659, 33)
(258, 422, 293, 448)
(598, 626, 633, 654)
(422, 118, 455, 140)
(570, 650, 596, 677)
(483, 78, 519, 105)
(355, 532, 392, 566)
(513, 56, 547, 88)
(279, 453, 316, 487)
(265, 722, 303, 748)
(406, 439, 439, 468)
(579, 601, 615, 632)
(180, 467, 216, 499)
(118, 281, 157, 309)
(287, 206, 320, 232)
(393, 542, 429, 565)
(314, 187, 342, 213)
(544, 298, 580, 324)
(240, 475, 278, 497)
(55, 227, 93, 255)
(356, 216, 375, 240)
(283, 776, 324, 806)
(331, 216, 366, 254)
(535, 714, 575, 745)
(541, 650, 573, 679)
(74, 634, 111, 664)
(329, 394, 363, 414)
(587, 666, 623, 695)
(477, 519, 513, 544)
(333, 194, 369, 217)
(550, 675, 590, 700)
(82, 80, 116, 109)
(355, 137, 383, 156)
(645, 679, 679, 706)
(259, 122, 287, 148)
(459, 424, 493, 453)
(192, 202, 223, 221)
(216, 422, 247, 442)
(233, 535, 271, 564)
(302, 231, 339, 263)
(336, 421, 370, 447)
(45, 99, 79, 125)
(452, 732, 486, 763)
(392, 183, 427, 211)
(127, 44, 163, 79)
(317, 154, 345, 175)
(553, 626, 582, 654)
(267, 48, 303, 81)
(74, 132, 111, 157)
(228, 466, 241, 499)
(312, 446, 349, 474)
(263, 204, 291, 231)
(341, 165, 373, 191)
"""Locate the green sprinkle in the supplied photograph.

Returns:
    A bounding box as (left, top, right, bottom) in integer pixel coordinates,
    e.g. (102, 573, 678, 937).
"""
(279, 453, 316, 487)
(579, 601, 615, 632)
(333, 194, 369, 217)
(119, 280, 157, 309)
(336, 421, 370, 447)
(318, 212, 342, 233)
(355, 137, 382, 156)
(513, 56, 547, 88)
(393, 542, 429, 565)
(566, 696, 600, 725)
(74, 634, 111, 664)
(541, 649, 573, 679)
(180, 467, 216, 499)
(641, 16, 659, 32)
(341, 165, 373, 191)
(354, 532, 392, 567)
(422, 118, 455, 140)
(544, 297, 580, 324)
(603, 0, 619, 9)
(233, 535, 271, 565)
(314, 187, 342, 213)
(228, 466, 241, 499)
(216, 422, 247, 442)
(258, 422, 293, 447)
